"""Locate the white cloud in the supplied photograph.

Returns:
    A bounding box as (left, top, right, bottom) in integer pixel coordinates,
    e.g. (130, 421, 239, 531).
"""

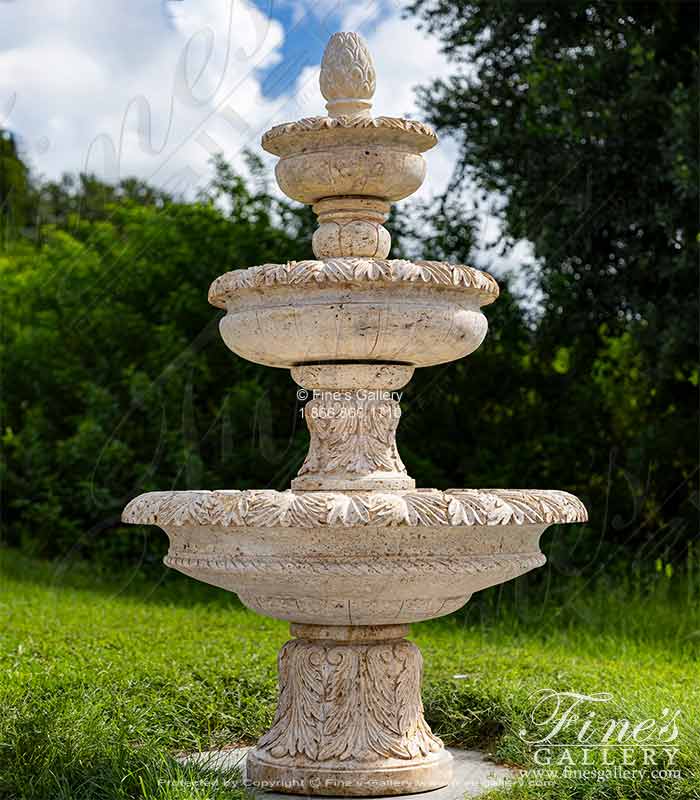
(0, 0, 455, 200)
(0, 0, 534, 278)
(0, 0, 285, 190)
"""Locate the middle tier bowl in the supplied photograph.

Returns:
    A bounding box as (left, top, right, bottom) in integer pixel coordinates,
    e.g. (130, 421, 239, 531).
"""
(208, 258, 499, 368)
(123, 488, 587, 626)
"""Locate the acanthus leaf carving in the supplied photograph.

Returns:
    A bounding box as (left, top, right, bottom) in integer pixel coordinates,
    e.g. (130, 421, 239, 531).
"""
(316, 646, 360, 761)
(326, 494, 370, 526)
(447, 491, 492, 526)
(394, 643, 442, 757)
(215, 490, 247, 526)
(261, 116, 437, 156)
(259, 640, 325, 760)
(297, 396, 406, 481)
(257, 637, 443, 765)
(157, 492, 220, 526)
(403, 493, 449, 526)
(122, 489, 587, 528)
(245, 491, 327, 528)
(370, 494, 412, 527)
(208, 259, 500, 309)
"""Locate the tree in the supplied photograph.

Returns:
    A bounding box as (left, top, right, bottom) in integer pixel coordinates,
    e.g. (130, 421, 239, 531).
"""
(408, 0, 699, 560)
(0, 130, 33, 241)
(1, 157, 314, 562)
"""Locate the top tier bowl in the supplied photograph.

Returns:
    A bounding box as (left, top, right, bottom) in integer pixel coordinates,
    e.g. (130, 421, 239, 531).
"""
(263, 117, 437, 204)
(262, 30, 437, 207)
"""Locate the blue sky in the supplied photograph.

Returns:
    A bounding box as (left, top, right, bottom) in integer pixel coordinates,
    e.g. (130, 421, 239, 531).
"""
(252, 1, 339, 98)
(249, 0, 401, 98)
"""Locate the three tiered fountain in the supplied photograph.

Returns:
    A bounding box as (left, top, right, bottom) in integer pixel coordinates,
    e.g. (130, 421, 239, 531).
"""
(123, 32, 587, 797)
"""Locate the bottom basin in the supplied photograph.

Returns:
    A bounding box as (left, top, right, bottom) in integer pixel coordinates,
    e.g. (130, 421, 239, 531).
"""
(121, 487, 587, 626)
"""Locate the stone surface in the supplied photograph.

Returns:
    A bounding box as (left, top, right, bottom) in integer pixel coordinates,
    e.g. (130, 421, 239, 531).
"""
(247, 624, 449, 796)
(122, 488, 585, 625)
(211, 260, 496, 370)
(319, 32, 376, 119)
(291, 364, 415, 392)
(122, 29, 587, 797)
(312, 198, 391, 259)
(275, 147, 427, 207)
(180, 747, 519, 798)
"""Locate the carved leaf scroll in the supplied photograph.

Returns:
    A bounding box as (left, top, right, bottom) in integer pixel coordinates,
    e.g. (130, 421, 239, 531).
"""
(257, 638, 442, 764)
(123, 488, 588, 528)
(259, 641, 325, 760)
(208, 259, 500, 309)
(298, 397, 406, 480)
(261, 116, 437, 152)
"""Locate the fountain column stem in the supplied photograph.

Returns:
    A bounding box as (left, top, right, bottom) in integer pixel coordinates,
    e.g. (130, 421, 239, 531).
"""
(246, 625, 450, 796)
(291, 364, 415, 492)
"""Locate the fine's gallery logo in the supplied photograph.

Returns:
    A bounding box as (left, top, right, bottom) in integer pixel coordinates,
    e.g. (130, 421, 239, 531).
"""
(519, 689, 682, 784)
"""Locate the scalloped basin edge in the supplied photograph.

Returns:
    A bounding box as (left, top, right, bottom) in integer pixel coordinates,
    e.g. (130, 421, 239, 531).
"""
(122, 488, 587, 625)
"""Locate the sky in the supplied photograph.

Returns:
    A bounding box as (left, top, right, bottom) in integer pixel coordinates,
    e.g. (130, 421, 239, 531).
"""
(0, 0, 535, 276)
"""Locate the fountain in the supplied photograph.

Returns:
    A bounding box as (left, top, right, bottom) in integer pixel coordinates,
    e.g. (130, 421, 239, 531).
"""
(122, 32, 587, 797)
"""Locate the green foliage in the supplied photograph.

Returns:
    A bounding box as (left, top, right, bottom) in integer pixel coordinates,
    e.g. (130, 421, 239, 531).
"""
(408, 0, 699, 559)
(1, 157, 314, 561)
(0, 130, 33, 241)
(1, 551, 698, 799)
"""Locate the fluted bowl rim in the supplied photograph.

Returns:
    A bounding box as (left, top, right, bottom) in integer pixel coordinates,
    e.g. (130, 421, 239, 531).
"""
(208, 259, 500, 310)
(122, 488, 588, 529)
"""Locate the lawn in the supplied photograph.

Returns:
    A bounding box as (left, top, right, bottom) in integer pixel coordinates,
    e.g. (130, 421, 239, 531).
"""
(1, 548, 698, 800)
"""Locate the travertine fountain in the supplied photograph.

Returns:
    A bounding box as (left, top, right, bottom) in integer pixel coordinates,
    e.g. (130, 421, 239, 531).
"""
(123, 32, 586, 798)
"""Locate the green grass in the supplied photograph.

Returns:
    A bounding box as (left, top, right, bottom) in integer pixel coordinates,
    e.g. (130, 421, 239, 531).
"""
(1, 548, 699, 799)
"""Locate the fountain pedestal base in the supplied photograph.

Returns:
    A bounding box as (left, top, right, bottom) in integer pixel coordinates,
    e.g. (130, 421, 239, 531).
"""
(246, 624, 452, 796)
